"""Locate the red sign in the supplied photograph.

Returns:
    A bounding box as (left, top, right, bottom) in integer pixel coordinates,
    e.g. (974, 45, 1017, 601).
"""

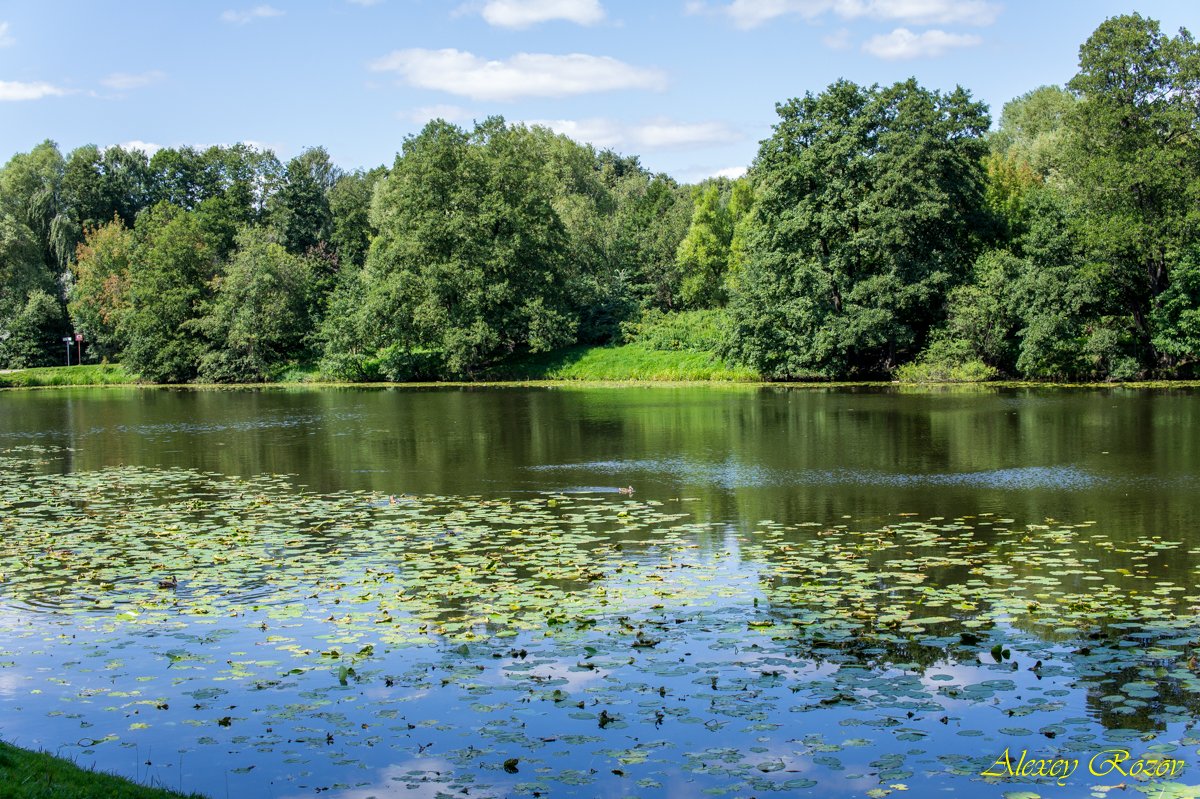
(74, 333, 83, 342)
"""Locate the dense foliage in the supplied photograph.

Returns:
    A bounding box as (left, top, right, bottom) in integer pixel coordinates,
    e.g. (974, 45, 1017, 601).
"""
(726, 78, 991, 378)
(2, 13, 1198, 382)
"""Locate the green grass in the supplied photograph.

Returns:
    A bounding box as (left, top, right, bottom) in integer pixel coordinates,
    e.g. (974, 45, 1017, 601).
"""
(619, 308, 728, 353)
(10, 353, 1200, 390)
(267, 361, 324, 383)
(894, 358, 999, 383)
(485, 343, 761, 381)
(0, 364, 136, 388)
(0, 350, 763, 388)
(0, 741, 205, 798)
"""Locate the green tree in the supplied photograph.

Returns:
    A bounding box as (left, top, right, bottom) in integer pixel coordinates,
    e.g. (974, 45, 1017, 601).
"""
(607, 172, 692, 311)
(1150, 250, 1200, 373)
(1064, 13, 1200, 372)
(0, 213, 63, 367)
(0, 214, 51, 313)
(676, 182, 733, 308)
(149, 144, 281, 222)
(197, 228, 317, 382)
(316, 266, 376, 380)
(213, 144, 282, 224)
(917, 185, 1130, 382)
(984, 88, 1076, 245)
(1009, 190, 1113, 379)
(727, 79, 991, 378)
(0, 140, 71, 268)
(118, 203, 221, 382)
(983, 154, 1041, 241)
(528, 128, 633, 343)
(62, 144, 152, 231)
(150, 146, 223, 209)
(0, 289, 65, 368)
(359, 118, 576, 377)
(272, 147, 340, 255)
(328, 167, 385, 269)
(989, 86, 1077, 179)
(725, 177, 755, 294)
(68, 218, 136, 360)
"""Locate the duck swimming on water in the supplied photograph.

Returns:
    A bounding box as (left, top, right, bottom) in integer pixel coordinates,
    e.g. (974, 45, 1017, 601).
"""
(157, 575, 178, 589)
(618, 486, 635, 495)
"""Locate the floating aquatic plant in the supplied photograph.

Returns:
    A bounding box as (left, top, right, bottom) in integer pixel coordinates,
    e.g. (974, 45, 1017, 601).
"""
(1, 444, 1198, 797)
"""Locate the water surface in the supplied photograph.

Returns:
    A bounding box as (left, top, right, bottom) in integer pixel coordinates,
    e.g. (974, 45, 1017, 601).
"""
(1, 385, 1199, 798)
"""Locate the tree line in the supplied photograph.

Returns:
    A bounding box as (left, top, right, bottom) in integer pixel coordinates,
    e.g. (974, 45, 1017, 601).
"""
(1, 13, 1197, 382)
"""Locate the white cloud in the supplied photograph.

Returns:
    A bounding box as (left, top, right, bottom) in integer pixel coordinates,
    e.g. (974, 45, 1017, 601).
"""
(526, 117, 741, 151)
(280, 761, 458, 799)
(220, 5, 284, 24)
(480, 0, 604, 28)
(676, 163, 751, 183)
(711, 166, 748, 180)
(527, 118, 624, 147)
(696, 0, 999, 29)
(0, 80, 67, 101)
(101, 70, 166, 90)
(636, 120, 742, 149)
(0, 22, 13, 47)
(369, 49, 665, 101)
(862, 27, 981, 58)
(117, 140, 163, 157)
(853, 0, 1000, 26)
(716, 0, 830, 28)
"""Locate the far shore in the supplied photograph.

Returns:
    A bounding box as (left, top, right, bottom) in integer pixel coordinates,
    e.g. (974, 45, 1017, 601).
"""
(3, 363, 1200, 393)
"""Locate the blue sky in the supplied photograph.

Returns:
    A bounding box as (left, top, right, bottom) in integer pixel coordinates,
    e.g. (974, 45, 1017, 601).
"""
(0, 1, 1195, 182)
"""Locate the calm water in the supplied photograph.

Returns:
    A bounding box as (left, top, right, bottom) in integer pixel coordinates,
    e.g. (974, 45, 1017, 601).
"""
(2, 385, 1200, 798)
(6, 385, 1199, 526)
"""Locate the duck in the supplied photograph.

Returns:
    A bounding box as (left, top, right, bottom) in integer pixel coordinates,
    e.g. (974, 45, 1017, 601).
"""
(618, 486, 635, 495)
(157, 575, 178, 589)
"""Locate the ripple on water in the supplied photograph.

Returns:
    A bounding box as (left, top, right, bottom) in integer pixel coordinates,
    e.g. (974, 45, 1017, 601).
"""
(526, 459, 1189, 491)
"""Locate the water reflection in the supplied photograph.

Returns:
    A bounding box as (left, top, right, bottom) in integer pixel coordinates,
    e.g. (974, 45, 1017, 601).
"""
(2, 384, 1198, 534)
(3, 386, 1200, 797)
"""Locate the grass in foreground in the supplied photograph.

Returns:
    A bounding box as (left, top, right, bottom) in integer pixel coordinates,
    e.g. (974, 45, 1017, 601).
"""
(485, 343, 762, 381)
(0, 741, 204, 799)
(0, 364, 135, 388)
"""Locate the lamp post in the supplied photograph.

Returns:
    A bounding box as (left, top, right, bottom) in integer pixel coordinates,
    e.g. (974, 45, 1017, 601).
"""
(62, 336, 73, 367)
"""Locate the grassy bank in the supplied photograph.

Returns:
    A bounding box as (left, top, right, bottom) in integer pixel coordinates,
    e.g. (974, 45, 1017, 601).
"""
(0, 741, 204, 798)
(0, 364, 135, 388)
(485, 343, 761, 381)
(0, 344, 762, 388)
(7, 352, 1200, 391)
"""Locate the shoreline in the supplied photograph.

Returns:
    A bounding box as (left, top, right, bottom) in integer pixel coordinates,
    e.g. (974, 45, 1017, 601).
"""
(5, 375, 1200, 392)
(0, 740, 204, 798)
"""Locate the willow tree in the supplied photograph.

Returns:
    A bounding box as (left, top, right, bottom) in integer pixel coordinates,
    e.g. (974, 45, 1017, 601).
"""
(0, 212, 63, 367)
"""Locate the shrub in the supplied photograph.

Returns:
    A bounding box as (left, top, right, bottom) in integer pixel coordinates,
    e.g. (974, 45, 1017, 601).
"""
(620, 309, 729, 353)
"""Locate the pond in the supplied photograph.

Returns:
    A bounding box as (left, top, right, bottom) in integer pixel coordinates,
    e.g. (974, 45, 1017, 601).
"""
(2, 384, 1200, 798)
